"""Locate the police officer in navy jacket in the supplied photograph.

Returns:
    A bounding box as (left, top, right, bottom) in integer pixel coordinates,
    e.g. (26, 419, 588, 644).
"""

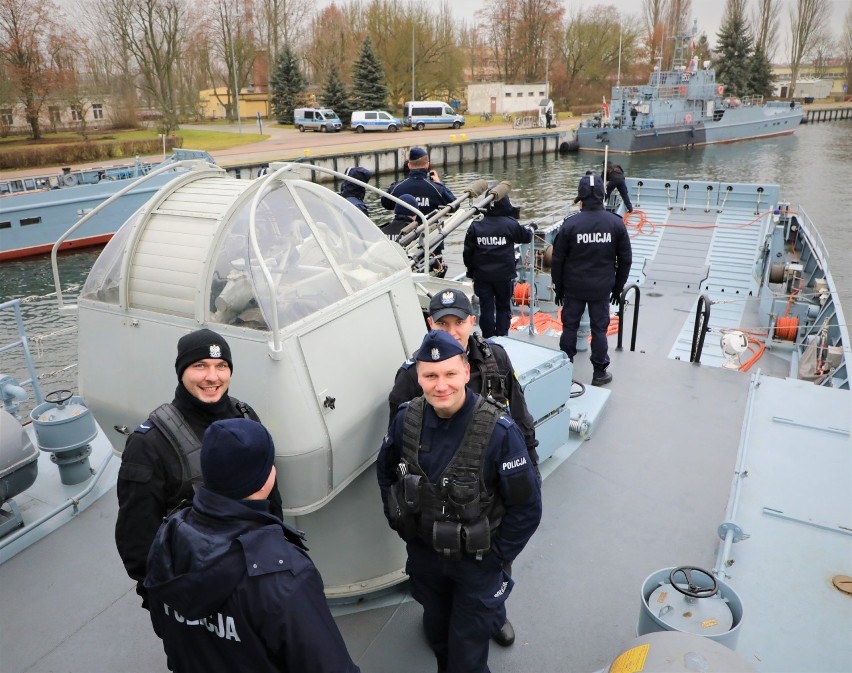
(145, 419, 359, 673)
(604, 163, 633, 213)
(463, 194, 533, 337)
(377, 331, 541, 673)
(552, 174, 632, 386)
(381, 147, 456, 276)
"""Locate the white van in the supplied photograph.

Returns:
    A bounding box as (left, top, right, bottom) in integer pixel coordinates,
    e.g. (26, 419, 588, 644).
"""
(403, 101, 465, 130)
(293, 108, 342, 132)
(350, 110, 403, 133)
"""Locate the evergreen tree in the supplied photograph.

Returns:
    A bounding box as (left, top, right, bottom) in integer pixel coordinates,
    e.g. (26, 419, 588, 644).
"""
(321, 65, 351, 123)
(270, 45, 306, 125)
(350, 37, 390, 111)
(713, 3, 754, 97)
(748, 48, 775, 99)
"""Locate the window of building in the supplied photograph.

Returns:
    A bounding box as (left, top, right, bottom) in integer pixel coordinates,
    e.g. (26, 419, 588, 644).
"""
(517, 92, 524, 97)
(49, 106, 61, 123)
(528, 91, 534, 97)
(0, 108, 12, 125)
(505, 92, 512, 97)
(92, 104, 104, 120)
(71, 107, 83, 121)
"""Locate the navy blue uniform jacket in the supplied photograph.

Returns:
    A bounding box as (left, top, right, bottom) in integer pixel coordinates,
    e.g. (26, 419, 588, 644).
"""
(380, 169, 456, 216)
(551, 204, 633, 301)
(387, 338, 538, 460)
(144, 487, 359, 673)
(462, 213, 532, 282)
(377, 391, 542, 566)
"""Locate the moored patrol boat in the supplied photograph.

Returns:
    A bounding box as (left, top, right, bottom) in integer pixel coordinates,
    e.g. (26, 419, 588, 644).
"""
(0, 158, 848, 672)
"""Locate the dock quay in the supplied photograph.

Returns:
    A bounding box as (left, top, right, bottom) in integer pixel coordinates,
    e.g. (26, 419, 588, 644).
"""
(802, 104, 852, 123)
(222, 130, 568, 181)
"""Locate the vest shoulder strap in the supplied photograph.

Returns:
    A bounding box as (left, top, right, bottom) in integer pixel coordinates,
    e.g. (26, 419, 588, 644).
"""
(449, 396, 502, 477)
(401, 396, 425, 467)
(148, 403, 202, 486)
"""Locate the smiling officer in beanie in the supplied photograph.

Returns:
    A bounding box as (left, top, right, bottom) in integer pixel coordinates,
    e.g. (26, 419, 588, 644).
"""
(552, 174, 632, 386)
(145, 419, 360, 673)
(116, 328, 283, 610)
(377, 331, 541, 673)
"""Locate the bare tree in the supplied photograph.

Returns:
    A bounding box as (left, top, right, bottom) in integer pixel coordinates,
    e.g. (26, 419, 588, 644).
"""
(516, 0, 564, 82)
(255, 0, 312, 64)
(481, 0, 522, 81)
(787, 0, 831, 99)
(843, 4, 852, 99)
(204, 0, 257, 122)
(302, 3, 362, 88)
(559, 6, 641, 107)
(0, 0, 67, 139)
(96, 0, 189, 134)
(752, 0, 781, 60)
(642, 0, 667, 68)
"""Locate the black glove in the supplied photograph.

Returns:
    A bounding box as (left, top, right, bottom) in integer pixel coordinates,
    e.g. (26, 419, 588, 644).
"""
(554, 291, 564, 306)
(610, 287, 623, 305)
(627, 208, 634, 213)
(528, 222, 538, 231)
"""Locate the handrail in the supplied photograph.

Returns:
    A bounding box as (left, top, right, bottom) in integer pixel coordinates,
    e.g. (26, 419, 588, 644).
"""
(615, 283, 640, 352)
(690, 294, 712, 363)
(50, 158, 216, 312)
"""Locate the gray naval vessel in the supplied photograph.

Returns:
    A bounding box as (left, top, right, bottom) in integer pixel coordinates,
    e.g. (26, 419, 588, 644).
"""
(576, 24, 803, 154)
(0, 156, 848, 673)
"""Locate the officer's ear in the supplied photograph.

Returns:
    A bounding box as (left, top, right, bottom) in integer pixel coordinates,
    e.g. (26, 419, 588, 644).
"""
(426, 317, 434, 329)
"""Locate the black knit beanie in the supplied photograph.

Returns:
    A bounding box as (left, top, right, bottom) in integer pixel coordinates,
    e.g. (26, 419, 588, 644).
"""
(175, 329, 233, 380)
(201, 419, 275, 500)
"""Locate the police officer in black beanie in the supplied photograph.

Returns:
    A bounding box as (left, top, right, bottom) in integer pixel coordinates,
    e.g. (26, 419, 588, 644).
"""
(144, 419, 359, 673)
(116, 328, 283, 610)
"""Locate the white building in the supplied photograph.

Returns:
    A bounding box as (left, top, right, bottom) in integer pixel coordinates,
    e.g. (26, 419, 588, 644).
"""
(771, 78, 833, 100)
(467, 82, 551, 115)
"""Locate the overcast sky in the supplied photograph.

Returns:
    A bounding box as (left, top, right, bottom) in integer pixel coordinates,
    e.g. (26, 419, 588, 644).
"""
(443, 0, 850, 53)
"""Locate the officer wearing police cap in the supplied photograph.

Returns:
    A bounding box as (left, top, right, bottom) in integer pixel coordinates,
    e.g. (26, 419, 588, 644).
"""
(377, 330, 541, 673)
(552, 173, 632, 386)
(381, 147, 457, 277)
(116, 328, 282, 610)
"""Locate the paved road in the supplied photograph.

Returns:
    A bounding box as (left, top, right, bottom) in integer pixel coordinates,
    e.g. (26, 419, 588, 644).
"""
(2, 121, 571, 179)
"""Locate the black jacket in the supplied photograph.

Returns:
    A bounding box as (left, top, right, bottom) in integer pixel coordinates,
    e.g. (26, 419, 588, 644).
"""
(463, 213, 532, 282)
(115, 387, 283, 599)
(605, 165, 633, 212)
(551, 204, 633, 301)
(388, 335, 539, 462)
(144, 488, 359, 673)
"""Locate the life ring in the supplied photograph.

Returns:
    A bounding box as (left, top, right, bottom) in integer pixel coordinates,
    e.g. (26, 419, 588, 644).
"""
(716, 85, 724, 96)
(684, 113, 693, 124)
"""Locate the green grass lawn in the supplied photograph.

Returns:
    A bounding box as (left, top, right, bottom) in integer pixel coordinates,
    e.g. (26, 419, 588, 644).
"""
(0, 127, 268, 151)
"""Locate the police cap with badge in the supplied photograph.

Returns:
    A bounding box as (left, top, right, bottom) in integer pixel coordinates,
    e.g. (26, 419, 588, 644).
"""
(428, 289, 473, 321)
(414, 329, 465, 363)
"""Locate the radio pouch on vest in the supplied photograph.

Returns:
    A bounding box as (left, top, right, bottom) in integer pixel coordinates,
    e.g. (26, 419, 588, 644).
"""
(433, 521, 462, 558)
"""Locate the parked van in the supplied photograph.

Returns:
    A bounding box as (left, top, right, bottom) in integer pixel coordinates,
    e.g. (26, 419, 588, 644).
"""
(403, 101, 465, 130)
(293, 108, 342, 132)
(350, 110, 403, 133)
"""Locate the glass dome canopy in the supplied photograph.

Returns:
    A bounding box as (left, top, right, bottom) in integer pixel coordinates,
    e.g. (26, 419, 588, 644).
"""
(80, 172, 410, 330)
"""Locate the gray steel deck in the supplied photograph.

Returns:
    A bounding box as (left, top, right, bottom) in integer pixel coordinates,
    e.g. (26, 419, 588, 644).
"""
(1, 179, 848, 673)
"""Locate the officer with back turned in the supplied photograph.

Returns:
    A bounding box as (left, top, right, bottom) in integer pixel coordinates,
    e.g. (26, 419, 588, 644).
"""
(552, 174, 632, 386)
(377, 330, 542, 673)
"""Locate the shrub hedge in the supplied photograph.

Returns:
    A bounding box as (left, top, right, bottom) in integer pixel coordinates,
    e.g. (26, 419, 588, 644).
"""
(0, 137, 183, 170)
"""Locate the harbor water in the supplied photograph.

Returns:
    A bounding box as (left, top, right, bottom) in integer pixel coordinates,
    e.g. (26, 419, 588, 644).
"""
(1, 120, 849, 405)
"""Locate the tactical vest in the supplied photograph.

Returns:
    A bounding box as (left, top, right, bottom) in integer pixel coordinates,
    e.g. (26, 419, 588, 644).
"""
(470, 334, 509, 407)
(148, 399, 254, 490)
(388, 395, 506, 559)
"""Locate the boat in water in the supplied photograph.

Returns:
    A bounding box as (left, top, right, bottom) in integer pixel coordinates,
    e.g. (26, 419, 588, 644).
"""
(0, 149, 214, 261)
(0, 160, 848, 672)
(576, 25, 804, 154)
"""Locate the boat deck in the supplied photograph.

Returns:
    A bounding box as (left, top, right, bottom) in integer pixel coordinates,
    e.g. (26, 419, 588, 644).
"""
(1, 178, 848, 672)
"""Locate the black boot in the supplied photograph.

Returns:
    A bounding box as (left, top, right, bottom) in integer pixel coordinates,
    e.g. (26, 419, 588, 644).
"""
(493, 619, 515, 647)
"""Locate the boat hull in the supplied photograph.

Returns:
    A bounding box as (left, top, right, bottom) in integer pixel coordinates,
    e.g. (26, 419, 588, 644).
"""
(0, 180, 173, 261)
(578, 106, 802, 153)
